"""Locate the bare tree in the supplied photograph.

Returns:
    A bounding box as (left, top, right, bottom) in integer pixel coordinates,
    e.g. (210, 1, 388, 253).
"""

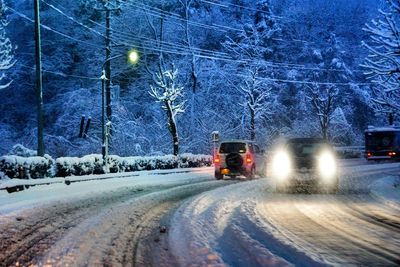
(230, 67, 274, 140)
(179, 0, 198, 132)
(0, 0, 15, 90)
(150, 65, 185, 156)
(306, 84, 339, 140)
(362, 0, 400, 115)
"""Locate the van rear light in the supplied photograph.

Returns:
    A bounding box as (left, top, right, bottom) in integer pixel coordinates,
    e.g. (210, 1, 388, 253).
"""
(214, 154, 221, 164)
(388, 152, 396, 156)
(245, 154, 252, 164)
(367, 152, 372, 157)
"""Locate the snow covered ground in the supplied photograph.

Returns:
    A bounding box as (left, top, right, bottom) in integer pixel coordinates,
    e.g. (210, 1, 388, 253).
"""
(0, 160, 399, 266)
(168, 161, 400, 266)
(0, 167, 213, 215)
(370, 175, 400, 209)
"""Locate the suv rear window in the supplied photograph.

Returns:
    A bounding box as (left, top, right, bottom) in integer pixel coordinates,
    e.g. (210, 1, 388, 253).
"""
(219, 143, 246, 153)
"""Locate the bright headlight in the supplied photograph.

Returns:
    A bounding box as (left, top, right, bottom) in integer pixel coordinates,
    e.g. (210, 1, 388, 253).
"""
(272, 150, 292, 180)
(318, 151, 337, 180)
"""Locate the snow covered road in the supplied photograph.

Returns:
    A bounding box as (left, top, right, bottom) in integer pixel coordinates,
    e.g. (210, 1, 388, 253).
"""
(0, 161, 399, 266)
(168, 161, 400, 266)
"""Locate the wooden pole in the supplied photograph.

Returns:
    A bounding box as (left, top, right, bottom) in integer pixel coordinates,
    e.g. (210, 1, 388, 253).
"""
(34, 0, 45, 156)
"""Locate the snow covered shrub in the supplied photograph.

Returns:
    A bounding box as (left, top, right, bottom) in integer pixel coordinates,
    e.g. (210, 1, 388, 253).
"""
(179, 153, 212, 168)
(8, 144, 37, 157)
(120, 155, 178, 171)
(0, 155, 54, 179)
(56, 154, 103, 177)
(107, 155, 123, 173)
(1, 153, 212, 179)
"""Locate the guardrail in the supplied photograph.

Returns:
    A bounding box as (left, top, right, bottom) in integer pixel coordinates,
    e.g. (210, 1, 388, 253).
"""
(334, 146, 365, 158)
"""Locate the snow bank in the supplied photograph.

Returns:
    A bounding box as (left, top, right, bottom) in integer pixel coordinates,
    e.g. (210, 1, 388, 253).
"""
(369, 176, 400, 209)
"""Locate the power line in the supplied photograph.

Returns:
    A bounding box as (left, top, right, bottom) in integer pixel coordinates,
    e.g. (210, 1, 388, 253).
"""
(109, 28, 364, 75)
(10, 3, 371, 87)
(9, 7, 104, 49)
(232, 72, 374, 87)
(123, 1, 310, 45)
(41, 0, 107, 41)
(199, 0, 288, 21)
(18, 62, 100, 80)
(106, 2, 365, 74)
(92, 16, 234, 60)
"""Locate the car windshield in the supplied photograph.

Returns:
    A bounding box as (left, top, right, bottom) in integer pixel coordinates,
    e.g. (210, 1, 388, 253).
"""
(219, 143, 246, 153)
(288, 141, 325, 157)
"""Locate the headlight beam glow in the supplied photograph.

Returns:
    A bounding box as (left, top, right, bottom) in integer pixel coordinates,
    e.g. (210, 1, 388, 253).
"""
(272, 150, 292, 180)
(318, 151, 337, 181)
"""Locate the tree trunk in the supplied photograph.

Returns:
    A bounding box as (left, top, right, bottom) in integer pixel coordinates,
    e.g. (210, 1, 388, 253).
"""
(165, 100, 179, 156)
(250, 107, 255, 141)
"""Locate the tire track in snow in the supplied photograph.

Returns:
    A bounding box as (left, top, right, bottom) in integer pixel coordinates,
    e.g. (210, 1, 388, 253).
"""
(39, 180, 235, 267)
(0, 177, 214, 267)
(168, 162, 400, 266)
(255, 194, 400, 266)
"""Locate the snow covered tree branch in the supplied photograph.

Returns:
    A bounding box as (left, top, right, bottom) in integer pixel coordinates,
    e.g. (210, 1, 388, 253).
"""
(150, 64, 186, 156)
(362, 0, 400, 114)
(0, 0, 15, 90)
(306, 84, 339, 140)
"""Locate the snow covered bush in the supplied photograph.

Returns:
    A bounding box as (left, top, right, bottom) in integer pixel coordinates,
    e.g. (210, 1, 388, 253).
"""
(55, 154, 103, 177)
(0, 155, 54, 179)
(8, 144, 37, 157)
(179, 153, 212, 168)
(54, 154, 212, 177)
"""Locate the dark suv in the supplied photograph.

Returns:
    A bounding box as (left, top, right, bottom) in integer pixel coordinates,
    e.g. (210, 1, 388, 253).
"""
(272, 138, 339, 193)
(214, 140, 266, 180)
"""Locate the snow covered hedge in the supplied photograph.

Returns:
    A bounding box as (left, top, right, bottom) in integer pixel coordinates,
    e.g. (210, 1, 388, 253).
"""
(0, 155, 55, 179)
(55, 153, 212, 177)
(0, 153, 212, 179)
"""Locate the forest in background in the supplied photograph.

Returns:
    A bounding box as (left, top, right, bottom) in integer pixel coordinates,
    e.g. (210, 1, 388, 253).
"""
(0, 0, 393, 157)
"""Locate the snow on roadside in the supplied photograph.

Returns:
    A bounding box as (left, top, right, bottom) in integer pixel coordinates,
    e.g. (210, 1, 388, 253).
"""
(0, 167, 212, 189)
(369, 176, 400, 210)
(0, 167, 213, 215)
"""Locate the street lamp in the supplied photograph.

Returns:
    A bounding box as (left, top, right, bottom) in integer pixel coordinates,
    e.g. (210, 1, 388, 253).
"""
(128, 49, 139, 64)
(101, 50, 139, 171)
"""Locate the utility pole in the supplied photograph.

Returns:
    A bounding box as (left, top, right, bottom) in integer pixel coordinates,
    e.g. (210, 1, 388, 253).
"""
(34, 0, 45, 156)
(105, 3, 112, 123)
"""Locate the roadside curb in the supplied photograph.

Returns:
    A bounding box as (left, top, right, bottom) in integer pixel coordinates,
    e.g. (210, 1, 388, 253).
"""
(0, 167, 214, 193)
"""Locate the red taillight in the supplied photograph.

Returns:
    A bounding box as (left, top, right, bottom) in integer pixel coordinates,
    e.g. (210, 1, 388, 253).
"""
(245, 154, 252, 164)
(214, 154, 221, 164)
(388, 152, 396, 156)
(367, 152, 372, 157)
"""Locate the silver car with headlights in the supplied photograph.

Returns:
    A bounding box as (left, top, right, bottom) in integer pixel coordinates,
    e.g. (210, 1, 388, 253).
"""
(272, 138, 339, 194)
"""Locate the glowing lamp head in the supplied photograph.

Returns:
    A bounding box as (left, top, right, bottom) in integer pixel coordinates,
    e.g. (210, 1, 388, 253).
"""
(318, 150, 337, 180)
(128, 50, 139, 64)
(272, 150, 292, 180)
